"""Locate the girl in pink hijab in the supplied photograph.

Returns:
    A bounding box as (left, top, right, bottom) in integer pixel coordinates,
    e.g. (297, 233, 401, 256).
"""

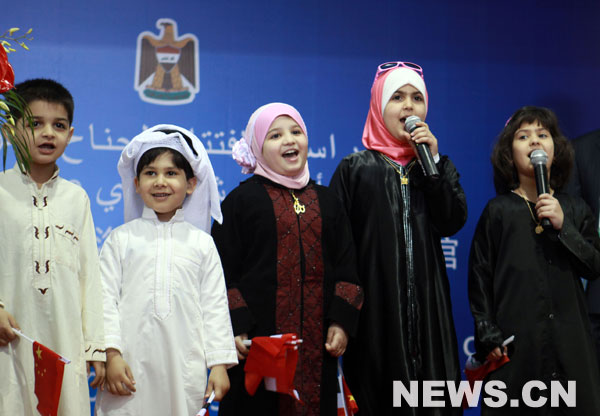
(212, 103, 363, 416)
(330, 62, 467, 415)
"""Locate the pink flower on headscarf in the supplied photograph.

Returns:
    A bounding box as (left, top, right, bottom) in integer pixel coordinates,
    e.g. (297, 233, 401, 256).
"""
(231, 136, 255, 174)
(362, 66, 428, 166)
(232, 103, 310, 190)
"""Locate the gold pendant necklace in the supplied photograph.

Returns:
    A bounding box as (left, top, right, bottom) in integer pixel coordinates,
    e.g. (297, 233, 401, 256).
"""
(380, 154, 414, 185)
(515, 190, 543, 234)
(290, 190, 305, 215)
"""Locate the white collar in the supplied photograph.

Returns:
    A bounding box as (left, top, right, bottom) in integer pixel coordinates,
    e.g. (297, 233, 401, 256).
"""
(141, 205, 186, 223)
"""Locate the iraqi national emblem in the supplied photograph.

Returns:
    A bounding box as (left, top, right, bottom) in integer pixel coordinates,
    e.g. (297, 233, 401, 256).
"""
(135, 18, 199, 105)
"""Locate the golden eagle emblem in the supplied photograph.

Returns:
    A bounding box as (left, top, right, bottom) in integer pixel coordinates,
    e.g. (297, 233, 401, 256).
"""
(134, 18, 199, 105)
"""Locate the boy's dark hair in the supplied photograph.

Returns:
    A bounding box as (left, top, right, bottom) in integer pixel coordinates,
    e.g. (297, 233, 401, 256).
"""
(491, 106, 573, 194)
(11, 79, 74, 125)
(135, 130, 198, 180)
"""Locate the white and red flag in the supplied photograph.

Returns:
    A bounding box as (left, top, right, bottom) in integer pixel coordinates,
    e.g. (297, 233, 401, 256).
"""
(462, 335, 514, 408)
(244, 333, 302, 402)
(464, 335, 514, 385)
(464, 354, 510, 385)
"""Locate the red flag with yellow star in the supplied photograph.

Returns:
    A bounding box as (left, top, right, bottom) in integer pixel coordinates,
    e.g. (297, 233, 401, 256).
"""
(33, 341, 66, 416)
(337, 361, 358, 415)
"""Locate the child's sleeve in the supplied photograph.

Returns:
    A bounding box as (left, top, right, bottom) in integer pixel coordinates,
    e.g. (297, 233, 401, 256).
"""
(211, 193, 256, 336)
(326, 194, 363, 338)
(98, 230, 124, 353)
(329, 158, 352, 218)
(557, 197, 600, 280)
(468, 204, 504, 360)
(79, 196, 106, 362)
(419, 156, 468, 236)
(199, 237, 238, 369)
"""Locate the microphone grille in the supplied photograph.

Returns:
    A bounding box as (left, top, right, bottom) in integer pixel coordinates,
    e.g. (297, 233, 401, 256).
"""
(530, 149, 548, 165)
(405, 115, 422, 133)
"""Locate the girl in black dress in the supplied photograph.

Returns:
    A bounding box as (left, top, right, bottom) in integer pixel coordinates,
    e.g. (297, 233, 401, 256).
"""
(330, 62, 467, 415)
(213, 103, 363, 416)
(469, 106, 600, 414)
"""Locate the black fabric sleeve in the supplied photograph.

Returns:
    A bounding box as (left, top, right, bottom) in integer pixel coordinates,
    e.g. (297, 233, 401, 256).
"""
(557, 196, 600, 281)
(211, 191, 256, 336)
(327, 163, 365, 337)
(326, 192, 363, 338)
(414, 156, 468, 236)
(328, 158, 352, 218)
(468, 203, 504, 360)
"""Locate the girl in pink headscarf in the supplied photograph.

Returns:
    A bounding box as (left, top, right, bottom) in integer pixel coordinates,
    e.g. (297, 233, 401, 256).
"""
(329, 62, 467, 415)
(212, 103, 363, 416)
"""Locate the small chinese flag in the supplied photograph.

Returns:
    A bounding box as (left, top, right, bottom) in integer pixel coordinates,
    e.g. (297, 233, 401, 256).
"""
(342, 375, 358, 414)
(244, 333, 302, 402)
(337, 361, 358, 416)
(33, 341, 66, 416)
(462, 354, 510, 408)
(464, 354, 510, 385)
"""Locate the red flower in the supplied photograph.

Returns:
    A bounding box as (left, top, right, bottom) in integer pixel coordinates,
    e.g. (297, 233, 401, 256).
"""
(0, 45, 15, 93)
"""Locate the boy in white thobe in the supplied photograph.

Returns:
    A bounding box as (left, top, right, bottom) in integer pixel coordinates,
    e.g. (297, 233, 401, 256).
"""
(95, 125, 237, 416)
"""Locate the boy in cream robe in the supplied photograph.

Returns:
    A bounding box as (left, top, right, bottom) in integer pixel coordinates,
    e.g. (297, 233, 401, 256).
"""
(0, 79, 105, 415)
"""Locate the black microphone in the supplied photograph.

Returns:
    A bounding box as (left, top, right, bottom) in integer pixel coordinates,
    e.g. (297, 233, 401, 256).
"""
(405, 115, 439, 178)
(530, 149, 552, 230)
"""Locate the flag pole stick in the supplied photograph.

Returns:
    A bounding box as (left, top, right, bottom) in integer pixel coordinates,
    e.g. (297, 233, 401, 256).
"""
(196, 391, 215, 416)
(12, 328, 71, 364)
(243, 339, 303, 347)
(12, 328, 35, 343)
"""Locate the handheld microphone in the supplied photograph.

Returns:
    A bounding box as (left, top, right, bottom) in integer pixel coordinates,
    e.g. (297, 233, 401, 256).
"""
(405, 115, 439, 178)
(529, 149, 552, 230)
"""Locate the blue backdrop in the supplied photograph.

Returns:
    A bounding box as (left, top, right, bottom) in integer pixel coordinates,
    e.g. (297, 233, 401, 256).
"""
(5, 1, 600, 414)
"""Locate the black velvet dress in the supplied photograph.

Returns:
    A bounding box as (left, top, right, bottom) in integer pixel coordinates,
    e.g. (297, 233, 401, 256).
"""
(469, 191, 600, 415)
(212, 175, 363, 416)
(329, 150, 467, 415)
